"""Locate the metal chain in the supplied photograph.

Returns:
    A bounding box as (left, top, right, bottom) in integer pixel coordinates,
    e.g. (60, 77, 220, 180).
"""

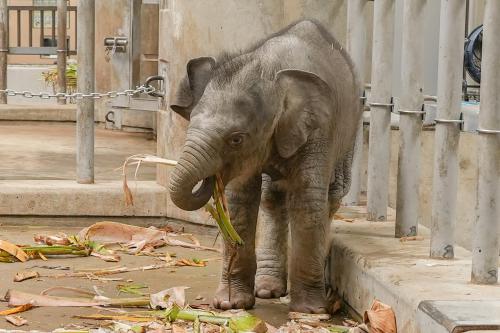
(0, 84, 156, 100)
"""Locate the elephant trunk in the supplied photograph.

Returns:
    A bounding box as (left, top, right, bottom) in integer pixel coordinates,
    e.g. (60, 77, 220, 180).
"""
(169, 137, 219, 211)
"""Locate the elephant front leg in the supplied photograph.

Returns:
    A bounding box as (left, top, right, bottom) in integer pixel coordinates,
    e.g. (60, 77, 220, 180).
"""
(213, 175, 261, 310)
(288, 184, 330, 314)
(255, 174, 288, 299)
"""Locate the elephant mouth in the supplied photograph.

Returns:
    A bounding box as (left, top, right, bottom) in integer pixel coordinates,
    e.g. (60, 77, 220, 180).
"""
(193, 175, 216, 201)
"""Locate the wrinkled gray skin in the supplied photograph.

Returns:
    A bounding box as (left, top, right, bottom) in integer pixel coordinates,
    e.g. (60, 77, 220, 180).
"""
(169, 20, 362, 314)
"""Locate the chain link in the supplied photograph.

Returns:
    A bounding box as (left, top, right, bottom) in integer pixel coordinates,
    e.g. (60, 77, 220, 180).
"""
(0, 85, 156, 100)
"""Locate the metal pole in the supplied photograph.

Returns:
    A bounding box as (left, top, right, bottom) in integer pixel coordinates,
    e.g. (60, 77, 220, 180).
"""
(76, 0, 95, 184)
(429, 0, 466, 259)
(343, 0, 368, 206)
(366, 0, 396, 221)
(57, 0, 67, 105)
(471, 0, 500, 285)
(0, 0, 7, 104)
(395, 0, 426, 238)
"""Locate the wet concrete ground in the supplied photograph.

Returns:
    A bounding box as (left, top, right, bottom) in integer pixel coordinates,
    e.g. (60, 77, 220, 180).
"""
(0, 121, 156, 181)
(0, 224, 347, 331)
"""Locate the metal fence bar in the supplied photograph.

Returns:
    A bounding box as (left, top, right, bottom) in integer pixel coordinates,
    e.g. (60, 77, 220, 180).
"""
(343, 0, 369, 206)
(28, 9, 32, 47)
(16, 10, 20, 47)
(76, 0, 95, 184)
(0, 0, 7, 104)
(57, 0, 67, 105)
(429, 0, 466, 259)
(39, 9, 44, 47)
(366, 0, 396, 221)
(471, 0, 500, 285)
(395, 0, 426, 237)
(51, 9, 55, 43)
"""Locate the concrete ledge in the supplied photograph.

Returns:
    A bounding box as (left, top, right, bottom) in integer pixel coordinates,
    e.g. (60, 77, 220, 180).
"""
(0, 104, 76, 122)
(330, 206, 500, 333)
(417, 300, 500, 333)
(0, 180, 167, 216)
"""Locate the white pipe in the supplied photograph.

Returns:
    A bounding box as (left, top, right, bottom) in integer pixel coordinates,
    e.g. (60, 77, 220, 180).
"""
(471, 0, 500, 285)
(76, 0, 95, 184)
(366, 0, 396, 221)
(395, 0, 426, 237)
(343, 0, 368, 205)
(429, 0, 466, 259)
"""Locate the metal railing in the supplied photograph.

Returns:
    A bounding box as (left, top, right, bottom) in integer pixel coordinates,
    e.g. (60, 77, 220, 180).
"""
(356, 0, 499, 286)
(7, 5, 77, 55)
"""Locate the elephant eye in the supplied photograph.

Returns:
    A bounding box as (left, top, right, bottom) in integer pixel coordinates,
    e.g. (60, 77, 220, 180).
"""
(228, 133, 245, 147)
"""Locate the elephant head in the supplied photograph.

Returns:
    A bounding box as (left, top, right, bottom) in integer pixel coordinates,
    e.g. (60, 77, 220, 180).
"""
(168, 55, 334, 211)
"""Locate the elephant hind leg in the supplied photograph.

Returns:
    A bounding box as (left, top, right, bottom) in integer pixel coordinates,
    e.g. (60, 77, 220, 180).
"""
(328, 150, 354, 219)
(255, 174, 288, 299)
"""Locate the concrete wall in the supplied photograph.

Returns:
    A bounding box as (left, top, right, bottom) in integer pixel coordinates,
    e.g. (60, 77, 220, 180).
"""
(5, 64, 54, 105)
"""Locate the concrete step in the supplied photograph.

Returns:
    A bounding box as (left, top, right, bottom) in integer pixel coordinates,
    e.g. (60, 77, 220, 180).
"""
(418, 300, 500, 333)
(0, 180, 166, 217)
(330, 206, 500, 333)
(0, 104, 76, 121)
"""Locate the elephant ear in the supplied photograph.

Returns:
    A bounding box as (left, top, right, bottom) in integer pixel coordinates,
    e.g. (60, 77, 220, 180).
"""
(170, 57, 216, 120)
(274, 69, 334, 158)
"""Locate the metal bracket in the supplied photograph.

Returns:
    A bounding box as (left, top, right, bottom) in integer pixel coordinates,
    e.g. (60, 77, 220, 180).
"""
(398, 109, 426, 115)
(477, 128, 500, 134)
(369, 97, 394, 112)
(435, 117, 464, 131)
(144, 75, 165, 98)
(103, 37, 128, 53)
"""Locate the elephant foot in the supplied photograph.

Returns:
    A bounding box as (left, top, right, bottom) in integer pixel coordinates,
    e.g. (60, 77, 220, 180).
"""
(213, 282, 255, 310)
(289, 292, 329, 314)
(255, 274, 287, 299)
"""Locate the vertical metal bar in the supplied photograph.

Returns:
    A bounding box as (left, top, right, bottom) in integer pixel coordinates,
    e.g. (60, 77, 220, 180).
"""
(471, 0, 500, 285)
(51, 9, 55, 43)
(74, 8, 77, 50)
(40, 10, 44, 47)
(367, 0, 396, 221)
(57, 0, 67, 105)
(429, 0, 466, 259)
(0, 0, 7, 104)
(76, 0, 95, 184)
(343, 0, 368, 206)
(395, 0, 426, 238)
(16, 10, 20, 47)
(29, 9, 32, 47)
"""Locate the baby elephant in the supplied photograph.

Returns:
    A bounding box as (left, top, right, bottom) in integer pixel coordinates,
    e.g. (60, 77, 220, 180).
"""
(169, 20, 362, 314)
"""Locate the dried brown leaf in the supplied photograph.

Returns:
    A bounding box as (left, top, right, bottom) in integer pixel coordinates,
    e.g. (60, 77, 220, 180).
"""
(33, 233, 71, 246)
(175, 258, 206, 267)
(123, 175, 134, 206)
(0, 240, 29, 262)
(14, 270, 40, 282)
(0, 304, 33, 316)
(399, 236, 424, 242)
(5, 315, 27, 326)
(363, 300, 397, 333)
(150, 286, 188, 309)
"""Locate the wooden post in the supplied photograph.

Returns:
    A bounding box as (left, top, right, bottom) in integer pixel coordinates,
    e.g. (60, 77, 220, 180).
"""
(76, 0, 95, 184)
(57, 0, 67, 105)
(0, 0, 8, 104)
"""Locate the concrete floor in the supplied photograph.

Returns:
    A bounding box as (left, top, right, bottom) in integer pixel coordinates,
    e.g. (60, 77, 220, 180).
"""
(0, 224, 351, 331)
(0, 121, 156, 181)
(0, 225, 291, 331)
